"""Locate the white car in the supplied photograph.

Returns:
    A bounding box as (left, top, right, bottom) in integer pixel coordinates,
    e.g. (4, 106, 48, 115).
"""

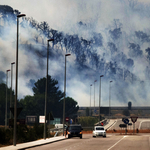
(93, 126, 106, 138)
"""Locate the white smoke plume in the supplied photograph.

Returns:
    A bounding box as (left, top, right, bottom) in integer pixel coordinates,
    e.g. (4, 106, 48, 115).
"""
(1, 0, 150, 107)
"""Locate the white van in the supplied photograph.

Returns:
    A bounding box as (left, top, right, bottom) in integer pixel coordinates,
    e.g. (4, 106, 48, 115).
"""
(55, 124, 67, 129)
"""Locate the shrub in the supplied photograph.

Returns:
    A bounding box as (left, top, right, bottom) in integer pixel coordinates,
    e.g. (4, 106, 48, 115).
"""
(78, 116, 98, 127)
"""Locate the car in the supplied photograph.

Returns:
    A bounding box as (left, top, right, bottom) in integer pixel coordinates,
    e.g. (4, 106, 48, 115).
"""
(67, 124, 83, 139)
(93, 126, 106, 138)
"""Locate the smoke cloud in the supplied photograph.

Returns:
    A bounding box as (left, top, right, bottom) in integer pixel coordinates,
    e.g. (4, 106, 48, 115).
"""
(1, 0, 150, 107)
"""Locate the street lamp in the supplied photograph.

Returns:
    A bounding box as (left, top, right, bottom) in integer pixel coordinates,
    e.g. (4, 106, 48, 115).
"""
(90, 84, 92, 116)
(94, 80, 97, 114)
(99, 75, 104, 123)
(63, 53, 71, 136)
(5, 69, 10, 129)
(109, 81, 113, 119)
(44, 39, 54, 140)
(10, 62, 15, 119)
(14, 13, 26, 146)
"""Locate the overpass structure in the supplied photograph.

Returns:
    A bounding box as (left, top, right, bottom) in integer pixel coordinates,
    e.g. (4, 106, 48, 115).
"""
(78, 106, 150, 118)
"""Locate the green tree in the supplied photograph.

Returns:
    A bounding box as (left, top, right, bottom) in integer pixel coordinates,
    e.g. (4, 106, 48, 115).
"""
(20, 75, 63, 118)
(19, 76, 79, 119)
(0, 83, 14, 125)
(60, 97, 79, 119)
(78, 116, 98, 127)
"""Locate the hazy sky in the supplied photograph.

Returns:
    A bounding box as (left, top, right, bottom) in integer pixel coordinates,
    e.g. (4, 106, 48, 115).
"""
(1, 0, 149, 33)
(1, 0, 150, 107)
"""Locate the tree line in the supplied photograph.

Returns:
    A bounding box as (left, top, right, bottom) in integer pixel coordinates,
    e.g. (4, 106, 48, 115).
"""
(0, 75, 79, 125)
(0, 5, 145, 82)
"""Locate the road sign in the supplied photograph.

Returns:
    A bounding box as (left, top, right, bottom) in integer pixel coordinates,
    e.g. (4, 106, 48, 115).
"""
(39, 116, 45, 123)
(65, 117, 69, 122)
(119, 124, 127, 128)
(46, 112, 54, 120)
(94, 109, 97, 113)
(128, 123, 132, 126)
(131, 116, 138, 123)
(10, 107, 23, 117)
(123, 118, 129, 124)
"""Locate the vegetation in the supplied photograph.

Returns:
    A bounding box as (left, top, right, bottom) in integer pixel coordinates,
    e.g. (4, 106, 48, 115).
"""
(78, 116, 98, 127)
(0, 75, 79, 125)
(0, 124, 49, 146)
(0, 83, 15, 124)
(122, 110, 130, 116)
(1, 4, 150, 108)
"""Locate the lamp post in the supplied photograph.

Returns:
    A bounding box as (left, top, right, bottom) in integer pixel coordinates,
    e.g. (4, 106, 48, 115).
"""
(109, 81, 113, 119)
(14, 13, 26, 146)
(99, 75, 104, 122)
(44, 39, 54, 140)
(94, 80, 97, 114)
(63, 53, 71, 136)
(10, 62, 15, 119)
(90, 84, 92, 116)
(5, 69, 10, 129)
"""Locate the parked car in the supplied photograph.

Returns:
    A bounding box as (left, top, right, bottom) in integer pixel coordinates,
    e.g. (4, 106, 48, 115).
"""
(93, 126, 106, 138)
(67, 124, 83, 139)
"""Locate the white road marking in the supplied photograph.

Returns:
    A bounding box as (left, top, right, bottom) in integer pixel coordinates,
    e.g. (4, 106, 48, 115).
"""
(107, 136, 127, 150)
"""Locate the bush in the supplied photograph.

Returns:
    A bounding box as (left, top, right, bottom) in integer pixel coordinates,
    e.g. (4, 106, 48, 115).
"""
(0, 123, 50, 145)
(0, 128, 13, 144)
(78, 116, 98, 127)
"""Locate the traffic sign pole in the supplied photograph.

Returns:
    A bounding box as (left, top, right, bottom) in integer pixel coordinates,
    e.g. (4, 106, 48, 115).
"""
(133, 123, 135, 134)
(130, 116, 138, 134)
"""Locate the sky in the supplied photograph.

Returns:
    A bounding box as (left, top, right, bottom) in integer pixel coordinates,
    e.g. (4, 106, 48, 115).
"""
(1, 0, 149, 33)
(1, 0, 150, 107)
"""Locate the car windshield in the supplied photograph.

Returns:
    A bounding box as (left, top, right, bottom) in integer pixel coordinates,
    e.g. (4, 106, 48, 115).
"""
(95, 127, 104, 130)
(69, 126, 81, 130)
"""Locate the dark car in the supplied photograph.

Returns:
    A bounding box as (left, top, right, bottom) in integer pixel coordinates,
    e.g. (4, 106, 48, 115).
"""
(67, 124, 83, 139)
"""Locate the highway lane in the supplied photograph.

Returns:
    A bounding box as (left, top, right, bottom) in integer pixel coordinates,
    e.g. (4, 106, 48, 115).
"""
(108, 118, 150, 130)
(109, 134, 150, 150)
(26, 133, 150, 150)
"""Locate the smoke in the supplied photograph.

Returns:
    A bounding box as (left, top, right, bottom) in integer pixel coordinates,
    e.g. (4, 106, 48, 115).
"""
(1, 0, 150, 107)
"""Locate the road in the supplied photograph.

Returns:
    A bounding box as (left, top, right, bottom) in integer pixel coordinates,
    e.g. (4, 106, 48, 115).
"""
(26, 133, 150, 150)
(107, 118, 150, 130)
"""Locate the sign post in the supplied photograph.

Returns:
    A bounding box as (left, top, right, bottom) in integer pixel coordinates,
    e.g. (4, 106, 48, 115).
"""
(131, 116, 138, 134)
(128, 123, 132, 130)
(122, 118, 129, 134)
(119, 124, 127, 135)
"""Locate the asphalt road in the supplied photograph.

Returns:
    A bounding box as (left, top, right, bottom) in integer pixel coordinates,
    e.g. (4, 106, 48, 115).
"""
(108, 118, 150, 130)
(26, 133, 150, 150)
